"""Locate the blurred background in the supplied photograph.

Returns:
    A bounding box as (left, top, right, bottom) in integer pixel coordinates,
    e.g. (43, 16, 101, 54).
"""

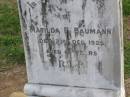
(0, 0, 130, 97)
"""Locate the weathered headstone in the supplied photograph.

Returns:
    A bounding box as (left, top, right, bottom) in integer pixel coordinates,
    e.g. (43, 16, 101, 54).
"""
(17, 0, 125, 97)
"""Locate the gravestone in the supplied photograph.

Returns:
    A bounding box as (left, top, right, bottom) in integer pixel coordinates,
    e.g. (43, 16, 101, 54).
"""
(17, 0, 125, 97)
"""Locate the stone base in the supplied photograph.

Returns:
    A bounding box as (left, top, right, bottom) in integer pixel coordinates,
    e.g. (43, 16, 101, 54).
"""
(28, 96, 41, 97)
(24, 84, 125, 97)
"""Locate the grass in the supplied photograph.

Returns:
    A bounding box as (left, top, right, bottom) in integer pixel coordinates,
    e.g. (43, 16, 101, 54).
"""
(0, 0, 130, 78)
(0, 36, 24, 64)
(124, 16, 130, 78)
(123, 0, 130, 16)
(0, 0, 20, 35)
(0, 0, 24, 71)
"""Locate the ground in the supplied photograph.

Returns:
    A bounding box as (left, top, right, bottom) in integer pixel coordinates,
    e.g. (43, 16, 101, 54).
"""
(0, 65, 27, 97)
(125, 78, 130, 97)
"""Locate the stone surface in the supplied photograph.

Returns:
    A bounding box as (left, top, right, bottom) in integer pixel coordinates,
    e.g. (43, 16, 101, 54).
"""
(10, 92, 27, 97)
(24, 84, 121, 97)
(17, 0, 124, 97)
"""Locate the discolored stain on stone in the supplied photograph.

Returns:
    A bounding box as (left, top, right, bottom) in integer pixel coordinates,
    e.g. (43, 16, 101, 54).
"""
(78, 0, 87, 28)
(41, 0, 49, 26)
(44, 31, 57, 67)
(64, 27, 73, 72)
(24, 32, 32, 66)
(98, 61, 103, 74)
(38, 33, 45, 64)
(28, 8, 37, 33)
(18, 0, 27, 29)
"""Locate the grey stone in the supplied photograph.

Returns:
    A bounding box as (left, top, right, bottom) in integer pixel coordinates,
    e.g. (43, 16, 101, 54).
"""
(17, 0, 125, 97)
